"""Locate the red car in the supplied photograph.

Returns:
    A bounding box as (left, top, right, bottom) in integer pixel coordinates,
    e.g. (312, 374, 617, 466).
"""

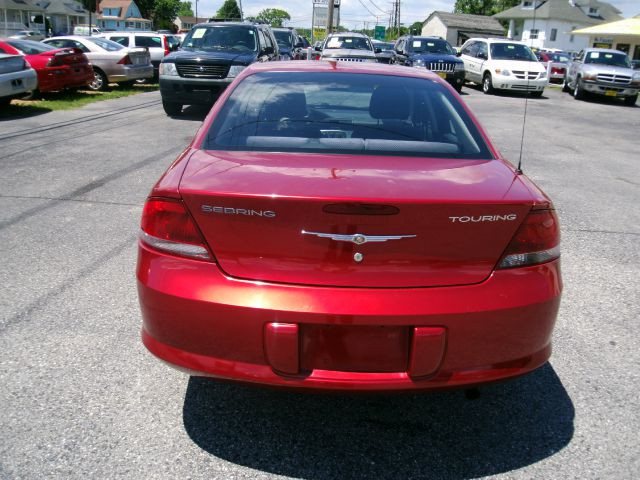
(137, 62, 562, 392)
(0, 39, 94, 94)
(537, 51, 572, 83)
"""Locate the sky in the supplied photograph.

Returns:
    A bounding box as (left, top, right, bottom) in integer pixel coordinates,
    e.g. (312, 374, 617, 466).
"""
(191, 0, 639, 30)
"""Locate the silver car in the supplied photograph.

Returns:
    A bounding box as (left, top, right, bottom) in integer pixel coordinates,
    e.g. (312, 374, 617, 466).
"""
(0, 53, 37, 105)
(10, 30, 45, 41)
(43, 36, 153, 90)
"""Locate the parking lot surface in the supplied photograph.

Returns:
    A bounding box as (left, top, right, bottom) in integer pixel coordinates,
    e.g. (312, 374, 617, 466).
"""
(1, 87, 638, 479)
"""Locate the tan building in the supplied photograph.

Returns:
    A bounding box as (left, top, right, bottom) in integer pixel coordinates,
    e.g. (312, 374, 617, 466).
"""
(421, 11, 505, 46)
(572, 16, 640, 60)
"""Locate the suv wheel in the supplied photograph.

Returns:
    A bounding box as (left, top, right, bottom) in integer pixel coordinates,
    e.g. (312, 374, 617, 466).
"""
(573, 77, 585, 100)
(162, 100, 182, 116)
(482, 73, 494, 94)
(624, 94, 638, 106)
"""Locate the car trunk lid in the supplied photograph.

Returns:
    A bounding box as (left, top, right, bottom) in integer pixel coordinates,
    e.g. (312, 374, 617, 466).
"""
(179, 150, 533, 288)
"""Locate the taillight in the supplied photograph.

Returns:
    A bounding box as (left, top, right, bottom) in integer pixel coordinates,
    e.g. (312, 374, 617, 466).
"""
(163, 36, 170, 56)
(140, 198, 211, 261)
(117, 55, 132, 65)
(497, 208, 560, 269)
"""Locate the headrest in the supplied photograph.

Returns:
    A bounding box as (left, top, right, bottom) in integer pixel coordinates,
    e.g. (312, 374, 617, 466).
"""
(369, 85, 410, 120)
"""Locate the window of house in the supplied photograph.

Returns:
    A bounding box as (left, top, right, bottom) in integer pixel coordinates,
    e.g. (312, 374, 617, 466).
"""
(523, 1, 534, 8)
(588, 7, 599, 16)
(570, 26, 576, 43)
(616, 43, 630, 55)
(530, 29, 539, 39)
(550, 28, 557, 42)
(634, 45, 640, 61)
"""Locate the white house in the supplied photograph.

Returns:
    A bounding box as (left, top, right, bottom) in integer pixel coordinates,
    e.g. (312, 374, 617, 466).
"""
(0, 0, 46, 36)
(494, 0, 623, 52)
(173, 15, 208, 33)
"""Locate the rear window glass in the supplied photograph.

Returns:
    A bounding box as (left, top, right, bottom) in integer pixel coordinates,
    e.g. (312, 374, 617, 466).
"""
(273, 30, 293, 48)
(86, 37, 124, 51)
(135, 36, 162, 48)
(203, 72, 492, 159)
(110, 36, 130, 46)
(6, 39, 55, 54)
(324, 36, 372, 51)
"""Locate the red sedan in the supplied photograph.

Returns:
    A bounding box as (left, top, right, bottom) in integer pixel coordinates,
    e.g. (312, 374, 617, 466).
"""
(0, 38, 94, 94)
(137, 61, 562, 391)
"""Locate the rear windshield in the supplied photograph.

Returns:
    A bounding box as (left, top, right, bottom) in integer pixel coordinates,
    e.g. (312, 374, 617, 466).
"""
(409, 39, 455, 55)
(86, 37, 124, 51)
(549, 52, 570, 62)
(490, 43, 537, 61)
(6, 39, 55, 54)
(203, 72, 492, 159)
(585, 51, 630, 68)
(273, 30, 293, 48)
(324, 36, 372, 51)
(182, 26, 257, 52)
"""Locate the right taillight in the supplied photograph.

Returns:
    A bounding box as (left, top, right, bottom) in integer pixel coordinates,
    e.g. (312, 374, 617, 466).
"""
(139, 198, 212, 261)
(497, 208, 560, 269)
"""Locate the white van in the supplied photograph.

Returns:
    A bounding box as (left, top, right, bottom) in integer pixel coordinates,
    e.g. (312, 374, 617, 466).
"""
(73, 25, 102, 36)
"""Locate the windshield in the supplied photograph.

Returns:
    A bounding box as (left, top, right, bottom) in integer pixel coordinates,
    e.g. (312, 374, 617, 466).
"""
(409, 39, 455, 55)
(585, 51, 630, 68)
(6, 39, 56, 54)
(204, 72, 491, 159)
(490, 43, 537, 61)
(324, 36, 372, 51)
(182, 26, 257, 52)
(273, 30, 293, 49)
(86, 37, 124, 51)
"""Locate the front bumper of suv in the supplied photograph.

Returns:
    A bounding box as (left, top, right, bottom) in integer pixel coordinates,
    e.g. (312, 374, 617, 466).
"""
(582, 80, 639, 98)
(159, 75, 232, 106)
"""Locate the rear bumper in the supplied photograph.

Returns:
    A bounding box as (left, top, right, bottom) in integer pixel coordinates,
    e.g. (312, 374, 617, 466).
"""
(159, 75, 231, 105)
(107, 64, 154, 83)
(37, 64, 94, 92)
(138, 243, 562, 391)
(0, 68, 37, 98)
(582, 80, 638, 97)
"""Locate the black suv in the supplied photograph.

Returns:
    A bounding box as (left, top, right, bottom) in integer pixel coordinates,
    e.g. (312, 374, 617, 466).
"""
(392, 36, 465, 92)
(159, 22, 280, 115)
(272, 27, 304, 60)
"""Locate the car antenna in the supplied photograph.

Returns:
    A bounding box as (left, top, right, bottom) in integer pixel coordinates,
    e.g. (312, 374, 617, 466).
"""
(516, 1, 539, 175)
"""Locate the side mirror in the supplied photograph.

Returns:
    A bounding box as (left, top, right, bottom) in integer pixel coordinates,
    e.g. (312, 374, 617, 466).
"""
(477, 52, 487, 60)
(294, 41, 304, 49)
(171, 43, 179, 52)
(374, 47, 381, 54)
(262, 46, 274, 55)
(315, 46, 322, 52)
(456, 50, 462, 57)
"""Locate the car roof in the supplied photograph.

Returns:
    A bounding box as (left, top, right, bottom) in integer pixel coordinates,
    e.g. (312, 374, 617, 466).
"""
(327, 32, 368, 38)
(584, 47, 627, 55)
(241, 60, 446, 82)
(466, 37, 516, 44)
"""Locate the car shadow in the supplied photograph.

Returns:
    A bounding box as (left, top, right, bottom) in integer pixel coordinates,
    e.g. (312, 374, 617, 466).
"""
(170, 105, 212, 121)
(182, 363, 574, 479)
(0, 103, 52, 121)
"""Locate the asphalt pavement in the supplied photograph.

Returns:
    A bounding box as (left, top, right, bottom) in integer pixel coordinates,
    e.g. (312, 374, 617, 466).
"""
(0, 85, 638, 479)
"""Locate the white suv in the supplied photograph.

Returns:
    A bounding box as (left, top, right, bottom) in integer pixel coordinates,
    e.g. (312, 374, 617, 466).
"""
(459, 38, 547, 96)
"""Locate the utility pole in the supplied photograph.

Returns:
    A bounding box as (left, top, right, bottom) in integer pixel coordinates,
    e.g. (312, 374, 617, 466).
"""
(327, 0, 335, 34)
(195, 0, 198, 23)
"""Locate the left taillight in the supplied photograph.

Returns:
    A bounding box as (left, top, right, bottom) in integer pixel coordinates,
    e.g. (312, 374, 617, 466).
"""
(163, 36, 170, 56)
(140, 198, 212, 261)
(117, 55, 132, 65)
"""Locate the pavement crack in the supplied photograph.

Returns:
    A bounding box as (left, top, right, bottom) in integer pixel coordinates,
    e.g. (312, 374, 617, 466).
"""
(0, 195, 140, 207)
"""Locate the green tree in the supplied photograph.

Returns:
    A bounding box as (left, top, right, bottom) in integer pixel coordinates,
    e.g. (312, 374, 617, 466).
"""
(255, 8, 291, 27)
(152, 0, 182, 29)
(177, 1, 194, 16)
(454, 0, 519, 16)
(409, 21, 422, 34)
(215, 0, 242, 20)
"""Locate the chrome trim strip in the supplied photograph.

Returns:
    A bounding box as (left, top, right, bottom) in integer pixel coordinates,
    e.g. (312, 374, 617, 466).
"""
(301, 230, 416, 245)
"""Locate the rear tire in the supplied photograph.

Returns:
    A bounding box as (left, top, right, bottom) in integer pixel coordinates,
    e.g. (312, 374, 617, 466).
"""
(573, 77, 585, 100)
(89, 68, 108, 91)
(162, 100, 182, 116)
(623, 94, 637, 106)
(482, 73, 494, 94)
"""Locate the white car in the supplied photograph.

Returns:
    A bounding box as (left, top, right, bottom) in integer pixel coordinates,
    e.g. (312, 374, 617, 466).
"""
(10, 30, 45, 41)
(0, 53, 37, 106)
(459, 38, 547, 96)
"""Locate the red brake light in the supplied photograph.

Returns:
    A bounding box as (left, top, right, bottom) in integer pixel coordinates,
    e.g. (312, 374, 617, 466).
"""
(117, 54, 132, 65)
(497, 208, 560, 269)
(163, 36, 170, 56)
(140, 198, 211, 261)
